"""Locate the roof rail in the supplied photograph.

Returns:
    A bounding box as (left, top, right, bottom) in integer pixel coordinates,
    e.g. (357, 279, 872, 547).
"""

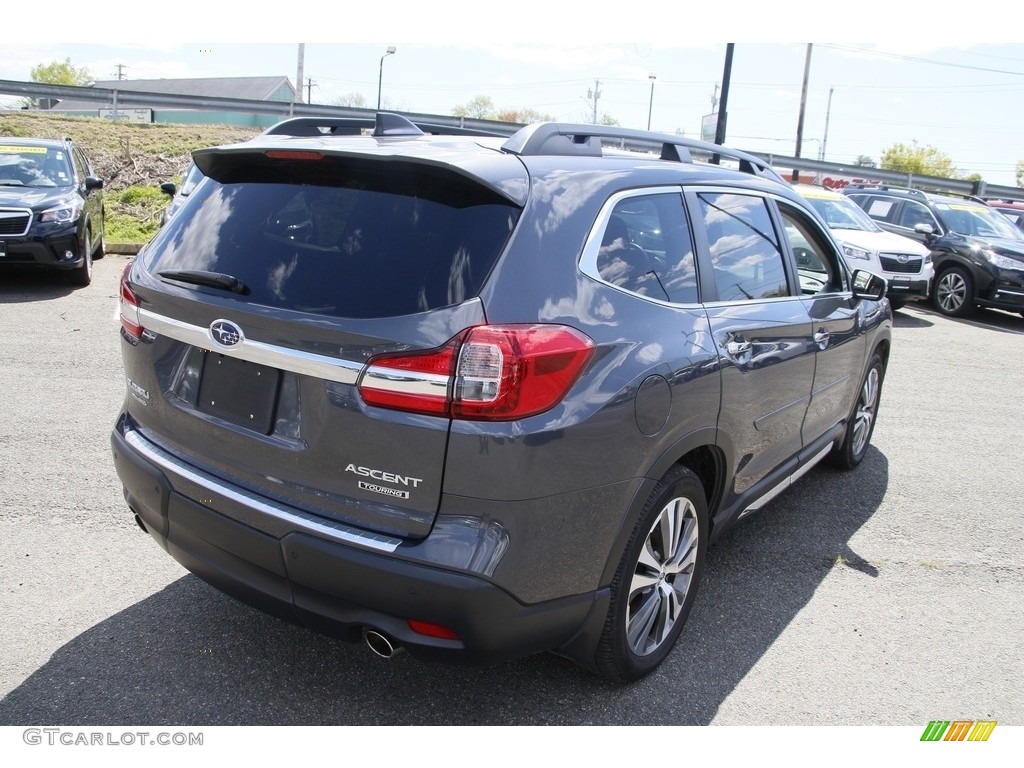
(844, 183, 929, 200)
(843, 183, 992, 206)
(261, 112, 508, 139)
(501, 122, 787, 184)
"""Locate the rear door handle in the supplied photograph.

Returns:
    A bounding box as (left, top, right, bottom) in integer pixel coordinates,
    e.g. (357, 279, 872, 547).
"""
(814, 329, 830, 349)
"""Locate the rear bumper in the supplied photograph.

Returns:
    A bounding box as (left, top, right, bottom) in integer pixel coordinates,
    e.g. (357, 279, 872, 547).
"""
(110, 419, 608, 667)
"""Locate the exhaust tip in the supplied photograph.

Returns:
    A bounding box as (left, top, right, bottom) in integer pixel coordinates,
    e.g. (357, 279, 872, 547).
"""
(363, 628, 403, 659)
(132, 511, 149, 533)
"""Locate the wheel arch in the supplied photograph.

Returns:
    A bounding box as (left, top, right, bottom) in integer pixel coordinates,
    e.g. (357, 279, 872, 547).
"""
(596, 429, 726, 589)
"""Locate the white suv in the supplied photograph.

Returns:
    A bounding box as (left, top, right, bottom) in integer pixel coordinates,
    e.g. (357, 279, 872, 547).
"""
(795, 184, 932, 310)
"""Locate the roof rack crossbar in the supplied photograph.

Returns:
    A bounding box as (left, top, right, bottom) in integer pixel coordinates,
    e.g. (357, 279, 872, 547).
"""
(501, 123, 787, 184)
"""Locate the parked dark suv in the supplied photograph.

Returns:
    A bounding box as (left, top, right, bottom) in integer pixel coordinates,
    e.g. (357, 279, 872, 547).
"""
(843, 186, 1024, 318)
(111, 115, 891, 681)
(0, 137, 105, 286)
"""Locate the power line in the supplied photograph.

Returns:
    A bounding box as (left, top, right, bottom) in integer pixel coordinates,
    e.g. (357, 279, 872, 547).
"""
(819, 44, 1024, 77)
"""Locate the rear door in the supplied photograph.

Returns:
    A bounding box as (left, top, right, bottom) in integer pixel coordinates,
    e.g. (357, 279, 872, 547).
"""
(689, 189, 816, 498)
(123, 149, 522, 539)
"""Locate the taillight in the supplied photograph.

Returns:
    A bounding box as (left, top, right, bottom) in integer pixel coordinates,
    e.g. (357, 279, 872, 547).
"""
(119, 261, 144, 340)
(358, 324, 594, 421)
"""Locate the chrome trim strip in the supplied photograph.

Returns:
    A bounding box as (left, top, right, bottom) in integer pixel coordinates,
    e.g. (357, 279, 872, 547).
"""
(361, 365, 451, 396)
(738, 443, 832, 518)
(137, 308, 363, 385)
(124, 428, 401, 553)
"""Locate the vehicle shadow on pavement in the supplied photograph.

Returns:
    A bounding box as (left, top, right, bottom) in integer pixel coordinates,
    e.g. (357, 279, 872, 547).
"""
(0, 269, 77, 302)
(891, 311, 934, 329)
(0, 448, 887, 726)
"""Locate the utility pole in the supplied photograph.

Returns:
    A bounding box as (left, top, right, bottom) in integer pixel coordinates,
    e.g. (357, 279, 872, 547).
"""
(821, 86, 834, 161)
(793, 43, 813, 182)
(714, 44, 734, 146)
(586, 80, 601, 124)
(292, 43, 305, 114)
(306, 77, 316, 104)
(113, 64, 127, 81)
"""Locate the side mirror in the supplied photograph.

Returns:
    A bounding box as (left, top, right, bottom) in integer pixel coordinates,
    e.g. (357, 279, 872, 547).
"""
(913, 222, 935, 237)
(160, 181, 177, 196)
(85, 176, 104, 191)
(852, 269, 887, 301)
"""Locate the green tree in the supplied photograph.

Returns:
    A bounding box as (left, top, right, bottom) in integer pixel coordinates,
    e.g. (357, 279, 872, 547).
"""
(30, 57, 92, 86)
(452, 96, 496, 120)
(332, 92, 367, 108)
(854, 155, 876, 168)
(495, 107, 554, 124)
(599, 113, 620, 126)
(880, 141, 957, 178)
(1016, 160, 1024, 188)
(25, 57, 93, 109)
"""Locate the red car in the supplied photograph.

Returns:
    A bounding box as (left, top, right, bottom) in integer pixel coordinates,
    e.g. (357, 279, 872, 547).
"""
(986, 199, 1024, 231)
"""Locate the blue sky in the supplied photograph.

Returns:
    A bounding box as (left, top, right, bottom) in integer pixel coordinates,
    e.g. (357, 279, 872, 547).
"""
(3, 3, 1023, 186)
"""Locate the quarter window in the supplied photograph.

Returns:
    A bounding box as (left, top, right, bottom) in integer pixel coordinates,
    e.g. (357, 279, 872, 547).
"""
(697, 192, 789, 301)
(596, 193, 698, 303)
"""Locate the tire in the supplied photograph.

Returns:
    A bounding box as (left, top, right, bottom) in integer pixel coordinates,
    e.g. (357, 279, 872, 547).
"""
(828, 351, 885, 470)
(93, 215, 106, 260)
(933, 266, 975, 318)
(68, 228, 93, 287)
(594, 464, 708, 682)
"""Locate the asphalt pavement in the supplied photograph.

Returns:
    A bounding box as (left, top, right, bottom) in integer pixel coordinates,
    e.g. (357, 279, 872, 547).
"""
(0, 254, 1021, 727)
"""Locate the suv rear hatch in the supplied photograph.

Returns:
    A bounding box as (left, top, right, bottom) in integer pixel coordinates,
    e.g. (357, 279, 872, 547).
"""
(119, 140, 525, 539)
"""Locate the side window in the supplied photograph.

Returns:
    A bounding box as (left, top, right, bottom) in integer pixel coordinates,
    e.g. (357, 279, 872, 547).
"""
(71, 148, 88, 185)
(896, 200, 937, 231)
(778, 204, 845, 295)
(697, 192, 789, 301)
(858, 196, 898, 224)
(596, 193, 697, 303)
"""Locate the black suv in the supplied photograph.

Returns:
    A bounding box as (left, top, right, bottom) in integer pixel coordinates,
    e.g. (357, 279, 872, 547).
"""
(843, 186, 1024, 318)
(111, 115, 891, 681)
(0, 137, 105, 286)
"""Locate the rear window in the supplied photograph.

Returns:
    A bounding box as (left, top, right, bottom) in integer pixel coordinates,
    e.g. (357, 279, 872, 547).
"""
(145, 157, 520, 318)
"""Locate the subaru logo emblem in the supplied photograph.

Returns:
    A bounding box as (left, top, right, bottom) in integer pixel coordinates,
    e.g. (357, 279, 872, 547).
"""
(210, 319, 244, 347)
(897, 254, 910, 264)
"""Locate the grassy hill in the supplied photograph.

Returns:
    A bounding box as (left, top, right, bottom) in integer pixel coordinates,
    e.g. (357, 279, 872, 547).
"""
(0, 111, 262, 244)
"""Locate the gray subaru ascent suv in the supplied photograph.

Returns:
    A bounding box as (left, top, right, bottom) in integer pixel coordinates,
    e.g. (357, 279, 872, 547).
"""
(111, 114, 891, 682)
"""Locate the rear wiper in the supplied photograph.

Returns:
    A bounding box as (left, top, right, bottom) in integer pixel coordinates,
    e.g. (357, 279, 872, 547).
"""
(159, 269, 251, 295)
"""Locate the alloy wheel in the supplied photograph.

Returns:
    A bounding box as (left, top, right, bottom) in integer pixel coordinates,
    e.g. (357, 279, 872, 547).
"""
(936, 271, 967, 314)
(626, 495, 700, 656)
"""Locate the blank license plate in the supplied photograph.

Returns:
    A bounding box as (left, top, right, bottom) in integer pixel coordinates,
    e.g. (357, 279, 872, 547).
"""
(197, 353, 281, 434)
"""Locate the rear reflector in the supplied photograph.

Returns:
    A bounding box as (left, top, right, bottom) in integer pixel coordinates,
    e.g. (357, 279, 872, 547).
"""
(359, 324, 594, 421)
(407, 619, 460, 641)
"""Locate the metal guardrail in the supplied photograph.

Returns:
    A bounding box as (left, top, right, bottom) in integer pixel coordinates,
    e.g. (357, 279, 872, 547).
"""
(3, 78, 1023, 202)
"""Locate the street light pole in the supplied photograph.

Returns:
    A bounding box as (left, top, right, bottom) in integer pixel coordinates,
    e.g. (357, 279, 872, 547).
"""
(377, 46, 396, 111)
(647, 74, 656, 131)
